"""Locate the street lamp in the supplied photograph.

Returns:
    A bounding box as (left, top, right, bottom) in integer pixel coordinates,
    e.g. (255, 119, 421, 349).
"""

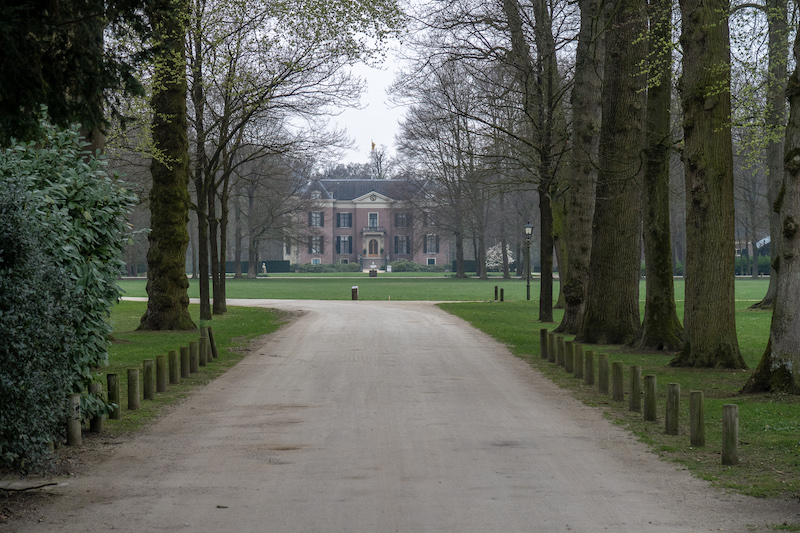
(524, 222, 533, 301)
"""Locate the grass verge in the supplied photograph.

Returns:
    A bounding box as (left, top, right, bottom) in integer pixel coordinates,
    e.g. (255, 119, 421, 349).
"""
(439, 300, 800, 501)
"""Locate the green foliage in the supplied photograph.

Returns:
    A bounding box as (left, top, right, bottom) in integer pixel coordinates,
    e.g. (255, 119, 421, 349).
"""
(0, 118, 136, 470)
(0, 182, 76, 472)
(390, 259, 445, 272)
(735, 254, 771, 276)
(292, 262, 362, 273)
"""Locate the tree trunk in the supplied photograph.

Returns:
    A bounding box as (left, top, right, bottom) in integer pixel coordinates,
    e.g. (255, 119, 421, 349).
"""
(552, 195, 566, 309)
(234, 187, 243, 279)
(752, 0, 788, 309)
(208, 183, 223, 315)
(217, 172, 230, 313)
(139, 0, 196, 331)
(556, 0, 603, 334)
(635, 0, 683, 351)
(671, 0, 745, 368)
(455, 229, 466, 278)
(538, 182, 554, 322)
(741, 24, 800, 393)
(577, 0, 646, 345)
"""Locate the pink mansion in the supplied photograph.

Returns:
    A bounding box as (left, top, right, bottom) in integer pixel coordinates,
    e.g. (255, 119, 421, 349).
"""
(288, 179, 450, 270)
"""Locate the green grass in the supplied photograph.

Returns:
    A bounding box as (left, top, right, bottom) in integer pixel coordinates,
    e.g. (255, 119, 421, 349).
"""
(101, 301, 285, 433)
(439, 296, 800, 500)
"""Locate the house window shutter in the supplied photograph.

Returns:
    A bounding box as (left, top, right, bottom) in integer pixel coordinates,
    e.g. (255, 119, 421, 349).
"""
(336, 236, 341, 254)
(308, 236, 313, 254)
(423, 235, 427, 253)
(320, 213, 324, 227)
(435, 235, 440, 253)
(320, 236, 324, 254)
(394, 236, 398, 254)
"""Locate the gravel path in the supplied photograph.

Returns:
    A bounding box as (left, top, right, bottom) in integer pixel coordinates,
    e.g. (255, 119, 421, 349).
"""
(8, 300, 798, 532)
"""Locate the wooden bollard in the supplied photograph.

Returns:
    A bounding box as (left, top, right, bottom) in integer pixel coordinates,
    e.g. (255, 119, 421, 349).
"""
(66, 393, 82, 446)
(598, 354, 609, 394)
(547, 333, 556, 363)
(722, 404, 738, 465)
(540, 329, 549, 360)
(611, 361, 624, 401)
(644, 375, 657, 421)
(556, 337, 565, 367)
(565, 341, 574, 373)
(500, 288, 504, 301)
(690, 391, 705, 447)
(156, 354, 168, 393)
(629, 365, 641, 412)
(190, 341, 199, 373)
(573, 344, 584, 380)
(89, 383, 104, 433)
(180, 346, 190, 378)
(665, 383, 680, 435)
(107, 373, 120, 420)
(199, 335, 208, 367)
(143, 359, 155, 400)
(584, 350, 594, 385)
(127, 369, 140, 410)
(207, 326, 218, 359)
(494, 286, 498, 300)
(169, 349, 180, 384)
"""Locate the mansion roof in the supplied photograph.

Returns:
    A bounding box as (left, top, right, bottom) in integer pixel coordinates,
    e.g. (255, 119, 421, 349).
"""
(305, 178, 424, 202)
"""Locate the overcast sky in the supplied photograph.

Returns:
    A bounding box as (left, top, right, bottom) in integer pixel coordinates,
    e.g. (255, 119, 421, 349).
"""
(333, 57, 407, 165)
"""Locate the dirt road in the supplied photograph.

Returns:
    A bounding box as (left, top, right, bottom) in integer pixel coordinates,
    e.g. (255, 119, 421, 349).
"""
(9, 300, 798, 532)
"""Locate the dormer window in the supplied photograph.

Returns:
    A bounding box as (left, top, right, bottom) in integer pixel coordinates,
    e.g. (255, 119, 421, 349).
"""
(311, 191, 321, 199)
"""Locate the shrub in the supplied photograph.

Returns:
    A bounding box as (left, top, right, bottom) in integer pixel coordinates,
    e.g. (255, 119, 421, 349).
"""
(390, 259, 421, 272)
(0, 118, 135, 471)
(292, 262, 361, 273)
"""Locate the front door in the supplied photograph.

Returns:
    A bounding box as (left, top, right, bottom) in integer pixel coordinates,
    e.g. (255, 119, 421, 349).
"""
(368, 239, 379, 257)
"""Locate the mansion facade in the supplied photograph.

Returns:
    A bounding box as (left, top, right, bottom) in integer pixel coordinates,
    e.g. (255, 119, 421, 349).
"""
(287, 178, 450, 270)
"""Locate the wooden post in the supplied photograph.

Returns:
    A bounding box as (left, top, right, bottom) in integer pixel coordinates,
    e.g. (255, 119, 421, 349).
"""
(690, 391, 705, 447)
(66, 393, 82, 446)
(722, 404, 738, 465)
(666, 383, 680, 435)
(207, 325, 218, 359)
(584, 351, 594, 385)
(494, 286, 498, 300)
(156, 354, 167, 393)
(565, 341, 574, 373)
(598, 354, 609, 394)
(500, 288, 504, 301)
(190, 341, 199, 373)
(143, 359, 155, 400)
(548, 333, 556, 363)
(199, 334, 208, 367)
(612, 361, 624, 401)
(644, 375, 657, 421)
(556, 336, 565, 367)
(540, 329, 549, 360)
(107, 373, 120, 420)
(573, 344, 584, 380)
(127, 369, 139, 410)
(629, 365, 641, 412)
(89, 383, 104, 433)
(169, 349, 180, 384)
(180, 346, 190, 378)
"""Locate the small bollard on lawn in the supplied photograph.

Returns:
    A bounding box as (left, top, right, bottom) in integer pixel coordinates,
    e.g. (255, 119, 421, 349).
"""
(690, 391, 705, 447)
(584, 350, 594, 386)
(207, 326, 218, 359)
(190, 341, 199, 373)
(598, 354, 610, 394)
(629, 365, 641, 412)
(556, 337, 566, 367)
(547, 333, 556, 363)
(169, 349, 180, 385)
(500, 288, 504, 301)
(573, 344, 584, 380)
(565, 341, 574, 373)
(89, 382, 104, 433)
(352, 286, 359, 300)
(644, 375, 657, 421)
(199, 334, 208, 367)
(67, 393, 82, 446)
(666, 383, 680, 435)
(180, 346, 190, 378)
(722, 404, 738, 465)
(107, 373, 121, 420)
(143, 359, 155, 400)
(540, 329, 549, 360)
(156, 354, 168, 393)
(494, 286, 498, 301)
(127, 369, 140, 410)
(612, 361, 624, 401)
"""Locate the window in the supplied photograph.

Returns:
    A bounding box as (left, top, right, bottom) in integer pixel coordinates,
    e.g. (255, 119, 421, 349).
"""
(336, 212, 352, 228)
(312, 258, 321, 265)
(423, 234, 439, 254)
(368, 239, 379, 255)
(308, 235, 324, 254)
(368, 212, 378, 228)
(340, 259, 349, 265)
(394, 235, 409, 254)
(427, 258, 436, 266)
(336, 235, 352, 254)
(394, 213, 410, 228)
(309, 211, 324, 227)
(285, 241, 291, 255)
(311, 191, 321, 199)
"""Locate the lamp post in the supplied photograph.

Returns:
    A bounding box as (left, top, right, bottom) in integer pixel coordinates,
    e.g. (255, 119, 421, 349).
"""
(524, 222, 533, 301)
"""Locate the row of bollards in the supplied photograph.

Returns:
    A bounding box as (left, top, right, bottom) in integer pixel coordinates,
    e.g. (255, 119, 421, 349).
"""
(67, 326, 218, 446)
(493, 286, 505, 302)
(539, 329, 739, 466)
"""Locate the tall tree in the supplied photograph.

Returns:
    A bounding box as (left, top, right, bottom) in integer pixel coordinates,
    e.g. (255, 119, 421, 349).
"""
(741, 21, 800, 393)
(577, 0, 647, 345)
(635, 0, 683, 350)
(670, 0, 745, 367)
(139, 0, 196, 330)
(555, 0, 605, 333)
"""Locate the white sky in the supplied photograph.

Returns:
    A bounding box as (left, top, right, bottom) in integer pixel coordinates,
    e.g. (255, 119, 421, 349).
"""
(333, 58, 407, 165)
